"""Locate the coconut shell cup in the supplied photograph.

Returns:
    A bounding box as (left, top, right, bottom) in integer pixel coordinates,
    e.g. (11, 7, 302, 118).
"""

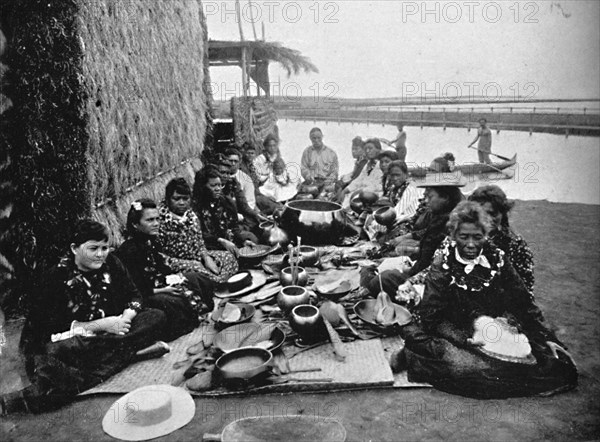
(277, 285, 310, 314)
(374, 206, 397, 227)
(289, 304, 327, 343)
(359, 190, 379, 206)
(279, 266, 309, 287)
(349, 196, 364, 215)
(298, 246, 319, 267)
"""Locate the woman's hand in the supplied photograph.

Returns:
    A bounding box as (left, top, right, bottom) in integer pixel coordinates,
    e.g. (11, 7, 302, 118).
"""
(203, 254, 220, 274)
(154, 286, 184, 296)
(218, 238, 239, 257)
(396, 281, 418, 304)
(467, 315, 496, 347)
(243, 239, 256, 248)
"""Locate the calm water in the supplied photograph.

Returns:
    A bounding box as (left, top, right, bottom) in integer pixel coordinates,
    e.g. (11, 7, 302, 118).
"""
(276, 119, 600, 205)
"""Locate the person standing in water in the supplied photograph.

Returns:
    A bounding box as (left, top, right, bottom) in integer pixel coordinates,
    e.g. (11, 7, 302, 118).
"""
(469, 118, 492, 164)
(381, 122, 408, 161)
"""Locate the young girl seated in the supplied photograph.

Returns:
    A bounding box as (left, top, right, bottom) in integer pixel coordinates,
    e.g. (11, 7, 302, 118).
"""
(259, 157, 300, 203)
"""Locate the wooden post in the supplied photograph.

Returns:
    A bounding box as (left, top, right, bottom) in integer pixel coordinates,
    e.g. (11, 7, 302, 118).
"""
(248, 0, 258, 40)
(241, 46, 248, 97)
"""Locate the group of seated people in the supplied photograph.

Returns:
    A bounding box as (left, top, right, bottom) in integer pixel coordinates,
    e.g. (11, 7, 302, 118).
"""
(1, 129, 577, 414)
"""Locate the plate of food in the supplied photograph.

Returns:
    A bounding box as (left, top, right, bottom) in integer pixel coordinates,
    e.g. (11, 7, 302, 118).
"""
(212, 302, 255, 327)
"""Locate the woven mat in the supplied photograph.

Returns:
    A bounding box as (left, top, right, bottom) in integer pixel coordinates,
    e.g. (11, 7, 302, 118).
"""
(81, 327, 429, 397)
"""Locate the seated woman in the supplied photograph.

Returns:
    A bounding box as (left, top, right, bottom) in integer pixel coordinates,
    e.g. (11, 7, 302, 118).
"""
(364, 160, 421, 241)
(3, 220, 167, 413)
(116, 199, 214, 341)
(193, 165, 258, 256)
(339, 138, 385, 207)
(336, 136, 367, 191)
(378, 150, 400, 192)
(362, 178, 464, 296)
(395, 202, 577, 398)
(239, 142, 282, 215)
(429, 152, 456, 172)
(468, 185, 534, 295)
(157, 178, 239, 284)
(254, 134, 281, 187)
(397, 186, 536, 307)
(259, 156, 301, 203)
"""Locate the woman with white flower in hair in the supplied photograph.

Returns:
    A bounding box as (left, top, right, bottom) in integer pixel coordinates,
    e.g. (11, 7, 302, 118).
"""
(116, 199, 215, 341)
(393, 201, 577, 399)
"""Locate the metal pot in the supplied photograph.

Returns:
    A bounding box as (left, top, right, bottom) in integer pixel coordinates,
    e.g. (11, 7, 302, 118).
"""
(279, 200, 347, 245)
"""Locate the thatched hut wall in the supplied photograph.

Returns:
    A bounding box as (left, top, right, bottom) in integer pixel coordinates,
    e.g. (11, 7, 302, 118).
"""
(0, 0, 209, 311)
(231, 97, 278, 151)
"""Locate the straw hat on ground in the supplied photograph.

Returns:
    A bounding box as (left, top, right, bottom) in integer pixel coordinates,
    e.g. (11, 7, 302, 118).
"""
(102, 385, 194, 441)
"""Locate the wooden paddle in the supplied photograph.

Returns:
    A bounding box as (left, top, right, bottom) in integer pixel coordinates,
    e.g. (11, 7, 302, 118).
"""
(467, 146, 512, 162)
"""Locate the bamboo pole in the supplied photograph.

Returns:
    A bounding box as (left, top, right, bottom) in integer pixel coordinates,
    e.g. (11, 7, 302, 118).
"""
(248, 0, 258, 40)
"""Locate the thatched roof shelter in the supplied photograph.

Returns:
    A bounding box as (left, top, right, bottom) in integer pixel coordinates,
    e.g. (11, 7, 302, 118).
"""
(209, 40, 318, 96)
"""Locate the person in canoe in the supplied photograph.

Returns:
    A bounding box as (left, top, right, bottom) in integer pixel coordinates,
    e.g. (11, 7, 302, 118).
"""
(468, 118, 492, 164)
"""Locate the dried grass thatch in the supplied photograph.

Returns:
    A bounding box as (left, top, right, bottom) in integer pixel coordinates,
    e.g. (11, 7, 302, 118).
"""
(231, 97, 278, 150)
(0, 0, 209, 311)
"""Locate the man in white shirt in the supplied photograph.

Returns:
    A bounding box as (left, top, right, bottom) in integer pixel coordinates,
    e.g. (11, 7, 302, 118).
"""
(225, 148, 256, 210)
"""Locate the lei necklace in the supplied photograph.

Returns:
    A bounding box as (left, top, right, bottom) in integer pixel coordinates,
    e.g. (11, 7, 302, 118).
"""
(440, 238, 505, 292)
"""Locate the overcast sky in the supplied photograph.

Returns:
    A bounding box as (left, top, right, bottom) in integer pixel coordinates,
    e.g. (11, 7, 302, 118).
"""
(205, 0, 600, 101)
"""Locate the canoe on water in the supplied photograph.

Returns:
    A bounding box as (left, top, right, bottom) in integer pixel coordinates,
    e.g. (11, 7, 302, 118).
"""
(408, 154, 517, 178)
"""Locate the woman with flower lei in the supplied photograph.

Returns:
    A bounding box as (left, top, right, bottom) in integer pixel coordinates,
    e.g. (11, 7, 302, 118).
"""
(392, 202, 577, 399)
(468, 184, 535, 296)
(116, 199, 215, 342)
(157, 177, 238, 284)
(4, 221, 166, 414)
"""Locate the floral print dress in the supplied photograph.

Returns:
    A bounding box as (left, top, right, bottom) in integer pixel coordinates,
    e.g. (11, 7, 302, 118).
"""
(157, 204, 238, 283)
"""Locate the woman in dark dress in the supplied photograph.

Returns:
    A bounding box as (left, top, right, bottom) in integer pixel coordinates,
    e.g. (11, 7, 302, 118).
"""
(469, 185, 535, 295)
(395, 202, 577, 398)
(116, 199, 214, 341)
(2, 220, 166, 414)
(362, 180, 464, 296)
(192, 165, 257, 257)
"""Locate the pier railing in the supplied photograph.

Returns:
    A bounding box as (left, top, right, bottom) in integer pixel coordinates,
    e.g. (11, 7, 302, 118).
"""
(274, 105, 600, 137)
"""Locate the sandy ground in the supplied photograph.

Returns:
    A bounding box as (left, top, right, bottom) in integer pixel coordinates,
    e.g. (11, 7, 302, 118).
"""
(1, 200, 599, 441)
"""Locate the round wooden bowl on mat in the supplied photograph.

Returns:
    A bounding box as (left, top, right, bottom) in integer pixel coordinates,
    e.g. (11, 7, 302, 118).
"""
(238, 244, 279, 267)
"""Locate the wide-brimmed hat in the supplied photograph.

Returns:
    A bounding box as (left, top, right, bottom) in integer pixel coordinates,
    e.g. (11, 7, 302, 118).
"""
(215, 269, 268, 298)
(102, 385, 195, 441)
(415, 174, 466, 188)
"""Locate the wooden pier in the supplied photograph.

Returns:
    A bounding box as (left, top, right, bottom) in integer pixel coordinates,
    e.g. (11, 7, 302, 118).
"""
(272, 98, 600, 137)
